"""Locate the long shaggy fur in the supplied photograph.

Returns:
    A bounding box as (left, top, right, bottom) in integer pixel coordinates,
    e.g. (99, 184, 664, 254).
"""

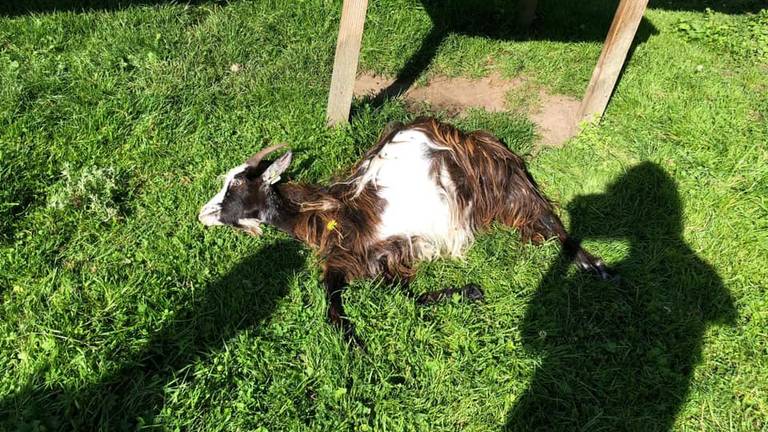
(277, 118, 566, 283)
(199, 117, 610, 346)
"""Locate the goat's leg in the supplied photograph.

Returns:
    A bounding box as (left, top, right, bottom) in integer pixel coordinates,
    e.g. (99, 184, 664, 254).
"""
(393, 277, 484, 306)
(324, 271, 363, 348)
(384, 274, 483, 306)
(323, 268, 365, 349)
(416, 284, 485, 305)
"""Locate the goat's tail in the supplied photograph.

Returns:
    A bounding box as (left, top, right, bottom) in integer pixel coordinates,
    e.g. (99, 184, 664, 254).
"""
(504, 164, 613, 281)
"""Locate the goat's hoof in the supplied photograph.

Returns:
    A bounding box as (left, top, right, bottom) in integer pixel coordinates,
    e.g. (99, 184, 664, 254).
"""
(344, 328, 367, 352)
(349, 339, 366, 352)
(461, 283, 485, 302)
(588, 260, 620, 284)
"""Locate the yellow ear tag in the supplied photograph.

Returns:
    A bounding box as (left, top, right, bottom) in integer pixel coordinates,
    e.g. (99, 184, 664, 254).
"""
(326, 219, 338, 232)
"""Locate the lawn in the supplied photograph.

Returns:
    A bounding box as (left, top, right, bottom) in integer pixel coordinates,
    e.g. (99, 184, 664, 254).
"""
(1, 0, 767, 431)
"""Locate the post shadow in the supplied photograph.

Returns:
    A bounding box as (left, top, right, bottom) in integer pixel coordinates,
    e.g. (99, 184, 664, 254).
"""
(504, 162, 737, 431)
(650, 0, 765, 14)
(358, 0, 763, 115)
(360, 0, 661, 113)
(1, 238, 304, 430)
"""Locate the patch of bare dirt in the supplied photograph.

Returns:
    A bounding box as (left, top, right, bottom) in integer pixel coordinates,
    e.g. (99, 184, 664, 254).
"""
(530, 93, 580, 148)
(354, 72, 581, 148)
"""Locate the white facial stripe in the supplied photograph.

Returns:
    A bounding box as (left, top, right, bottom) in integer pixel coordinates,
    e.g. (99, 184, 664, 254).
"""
(198, 164, 248, 226)
(198, 211, 224, 226)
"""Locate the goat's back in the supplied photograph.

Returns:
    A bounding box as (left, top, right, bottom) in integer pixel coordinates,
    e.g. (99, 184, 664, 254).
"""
(340, 118, 551, 262)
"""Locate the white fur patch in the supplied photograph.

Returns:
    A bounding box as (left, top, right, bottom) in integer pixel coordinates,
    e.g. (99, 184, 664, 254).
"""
(198, 164, 247, 225)
(363, 129, 472, 259)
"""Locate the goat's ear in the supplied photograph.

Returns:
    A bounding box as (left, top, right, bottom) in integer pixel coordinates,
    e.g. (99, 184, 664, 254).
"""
(262, 151, 292, 185)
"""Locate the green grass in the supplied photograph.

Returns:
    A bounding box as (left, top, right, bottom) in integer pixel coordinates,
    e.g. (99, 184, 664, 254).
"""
(1, 0, 767, 430)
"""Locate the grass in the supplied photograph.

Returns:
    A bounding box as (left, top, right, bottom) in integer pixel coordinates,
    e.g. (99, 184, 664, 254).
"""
(1, 0, 767, 430)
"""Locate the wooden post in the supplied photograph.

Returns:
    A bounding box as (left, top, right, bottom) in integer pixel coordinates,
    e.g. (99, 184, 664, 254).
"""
(577, 0, 648, 122)
(517, 0, 538, 29)
(326, 0, 369, 126)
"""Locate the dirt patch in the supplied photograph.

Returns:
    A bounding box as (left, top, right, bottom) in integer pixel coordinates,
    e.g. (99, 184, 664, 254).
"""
(530, 94, 580, 147)
(355, 73, 526, 114)
(354, 72, 581, 147)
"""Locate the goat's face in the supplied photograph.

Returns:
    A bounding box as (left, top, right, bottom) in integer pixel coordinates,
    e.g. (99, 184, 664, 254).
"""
(198, 145, 292, 236)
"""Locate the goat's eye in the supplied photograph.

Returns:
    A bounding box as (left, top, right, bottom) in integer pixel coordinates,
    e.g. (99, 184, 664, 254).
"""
(230, 178, 244, 187)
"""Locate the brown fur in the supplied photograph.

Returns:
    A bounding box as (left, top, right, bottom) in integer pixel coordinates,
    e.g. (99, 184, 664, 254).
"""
(202, 117, 609, 347)
(276, 118, 568, 284)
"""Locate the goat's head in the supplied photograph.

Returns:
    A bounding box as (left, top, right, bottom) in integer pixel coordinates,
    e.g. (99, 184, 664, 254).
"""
(198, 144, 292, 236)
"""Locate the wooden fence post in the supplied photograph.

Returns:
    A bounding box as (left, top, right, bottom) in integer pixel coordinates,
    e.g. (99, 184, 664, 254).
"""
(577, 0, 648, 122)
(326, 0, 369, 126)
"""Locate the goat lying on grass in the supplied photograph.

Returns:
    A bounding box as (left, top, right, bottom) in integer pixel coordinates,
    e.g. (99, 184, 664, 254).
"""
(199, 118, 611, 347)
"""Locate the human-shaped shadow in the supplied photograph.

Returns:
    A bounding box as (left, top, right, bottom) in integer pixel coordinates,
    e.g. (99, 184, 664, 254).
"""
(0, 238, 304, 430)
(505, 162, 737, 431)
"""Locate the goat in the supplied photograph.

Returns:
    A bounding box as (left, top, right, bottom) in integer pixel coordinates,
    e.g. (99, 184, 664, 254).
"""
(198, 118, 611, 347)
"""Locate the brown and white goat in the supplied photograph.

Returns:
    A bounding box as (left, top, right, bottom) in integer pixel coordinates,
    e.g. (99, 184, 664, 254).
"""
(198, 118, 611, 347)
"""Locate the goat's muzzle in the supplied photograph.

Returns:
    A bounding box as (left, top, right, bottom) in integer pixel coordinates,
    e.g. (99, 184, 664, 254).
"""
(198, 204, 223, 227)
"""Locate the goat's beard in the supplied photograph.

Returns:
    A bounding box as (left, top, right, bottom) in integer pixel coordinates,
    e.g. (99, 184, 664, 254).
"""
(244, 225, 262, 236)
(237, 218, 263, 236)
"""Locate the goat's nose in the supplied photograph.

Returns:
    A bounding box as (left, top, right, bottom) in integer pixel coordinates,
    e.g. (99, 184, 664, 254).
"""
(198, 205, 223, 226)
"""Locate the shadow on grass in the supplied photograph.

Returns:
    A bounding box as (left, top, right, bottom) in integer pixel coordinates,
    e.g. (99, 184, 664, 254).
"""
(355, 0, 763, 117)
(3, 0, 763, 17)
(357, 0, 661, 114)
(0, 238, 304, 430)
(0, 0, 226, 16)
(505, 162, 737, 431)
(651, 0, 765, 14)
